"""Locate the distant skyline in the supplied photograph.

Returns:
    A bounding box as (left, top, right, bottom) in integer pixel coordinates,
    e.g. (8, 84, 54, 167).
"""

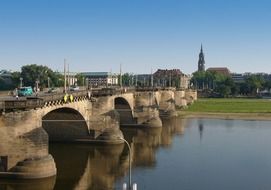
(0, 0, 271, 74)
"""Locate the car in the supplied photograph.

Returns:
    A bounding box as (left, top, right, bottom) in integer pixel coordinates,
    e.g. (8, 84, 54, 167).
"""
(47, 87, 59, 93)
(69, 86, 80, 91)
(18, 87, 33, 96)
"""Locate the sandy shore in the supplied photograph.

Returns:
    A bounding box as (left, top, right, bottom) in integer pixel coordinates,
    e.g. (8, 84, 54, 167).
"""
(178, 111, 271, 121)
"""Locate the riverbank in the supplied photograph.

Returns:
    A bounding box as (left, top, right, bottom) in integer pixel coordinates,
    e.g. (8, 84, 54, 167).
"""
(179, 98, 271, 120)
(178, 111, 271, 121)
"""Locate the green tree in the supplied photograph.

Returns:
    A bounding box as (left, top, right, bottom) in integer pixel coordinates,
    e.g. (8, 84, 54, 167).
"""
(21, 64, 63, 89)
(0, 77, 7, 90)
(122, 73, 134, 86)
(214, 75, 235, 97)
(191, 71, 206, 89)
(0, 71, 20, 90)
(264, 80, 271, 91)
(245, 75, 265, 95)
(11, 71, 21, 87)
(75, 73, 84, 86)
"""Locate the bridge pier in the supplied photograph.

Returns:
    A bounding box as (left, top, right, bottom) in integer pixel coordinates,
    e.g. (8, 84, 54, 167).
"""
(0, 110, 57, 179)
(133, 106, 162, 128)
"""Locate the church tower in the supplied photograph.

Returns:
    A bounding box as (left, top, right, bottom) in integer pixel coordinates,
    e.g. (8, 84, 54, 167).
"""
(198, 44, 205, 72)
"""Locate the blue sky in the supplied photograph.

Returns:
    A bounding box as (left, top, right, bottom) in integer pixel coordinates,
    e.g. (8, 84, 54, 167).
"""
(0, 0, 271, 74)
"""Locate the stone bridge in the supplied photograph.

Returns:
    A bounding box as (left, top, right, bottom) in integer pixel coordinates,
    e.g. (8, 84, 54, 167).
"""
(0, 88, 196, 179)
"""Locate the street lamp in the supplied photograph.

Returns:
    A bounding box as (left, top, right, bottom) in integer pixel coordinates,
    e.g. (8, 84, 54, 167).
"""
(47, 77, 50, 88)
(85, 78, 89, 90)
(35, 80, 39, 93)
(19, 77, 23, 87)
(118, 137, 137, 190)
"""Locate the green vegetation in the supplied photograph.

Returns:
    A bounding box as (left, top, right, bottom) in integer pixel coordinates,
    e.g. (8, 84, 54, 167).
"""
(191, 71, 271, 97)
(191, 71, 236, 97)
(21, 64, 64, 89)
(0, 64, 65, 90)
(186, 98, 271, 113)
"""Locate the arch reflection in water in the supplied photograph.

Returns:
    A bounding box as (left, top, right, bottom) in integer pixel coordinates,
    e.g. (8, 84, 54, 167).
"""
(0, 116, 185, 189)
(0, 176, 56, 190)
(49, 117, 183, 190)
(49, 143, 128, 190)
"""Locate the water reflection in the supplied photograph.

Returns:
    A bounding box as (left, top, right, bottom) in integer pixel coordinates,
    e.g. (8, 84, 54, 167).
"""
(199, 123, 204, 140)
(48, 117, 184, 190)
(160, 117, 185, 146)
(8, 117, 271, 189)
(50, 143, 127, 190)
(0, 177, 56, 190)
(0, 117, 202, 189)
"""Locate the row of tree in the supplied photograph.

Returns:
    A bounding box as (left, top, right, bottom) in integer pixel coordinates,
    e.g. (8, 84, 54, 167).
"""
(191, 71, 271, 97)
(2, 64, 271, 97)
(0, 64, 67, 90)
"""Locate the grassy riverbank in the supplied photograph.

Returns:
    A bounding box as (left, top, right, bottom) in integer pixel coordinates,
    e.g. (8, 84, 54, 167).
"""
(180, 98, 271, 120)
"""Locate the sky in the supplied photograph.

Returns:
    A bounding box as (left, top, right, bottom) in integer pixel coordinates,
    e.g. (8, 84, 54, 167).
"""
(0, 0, 271, 74)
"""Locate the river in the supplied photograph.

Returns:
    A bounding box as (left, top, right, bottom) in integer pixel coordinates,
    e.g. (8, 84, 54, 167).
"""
(2, 117, 271, 190)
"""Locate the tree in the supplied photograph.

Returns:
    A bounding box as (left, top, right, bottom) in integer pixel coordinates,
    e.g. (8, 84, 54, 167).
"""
(122, 73, 134, 86)
(191, 71, 206, 89)
(0, 77, 8, 90)
(245, 75, 265, 95)
(0, 71, 20, 90)
(21, 64, 63, 89)
(214, 75, 235, 97)
(11, 71, 21, 87)
(75, 73, 84, 86)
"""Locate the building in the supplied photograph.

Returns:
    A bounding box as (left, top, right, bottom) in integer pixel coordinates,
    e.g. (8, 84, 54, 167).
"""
(153, 69, 190, 89)
(231, 73, 245, 83)
(58, 71, 78, 86)
(207, 67, 231, 76)
(198, 44, 205, 72)
(135, 74, 152, 87)
(81, 72, 118, 87)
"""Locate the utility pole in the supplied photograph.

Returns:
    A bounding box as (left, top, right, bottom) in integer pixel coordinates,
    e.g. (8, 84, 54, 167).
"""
(110, 68, 112, 87)
(47, 77, 50, 88)
(120, 64, 122, 88)
(151, 68, 153, 87)
(131, 74, 134, 87)
(64, 59, 67, 93)
(67, 62, 70, 87)
(169, 72, 172, 87)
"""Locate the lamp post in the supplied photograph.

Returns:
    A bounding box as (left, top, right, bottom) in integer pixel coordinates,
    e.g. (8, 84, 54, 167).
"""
(118, 137, 137, 190)
(35, 80, 39, 93)
(85, 78, 89, 90)
(19, 77, 23, 87)
(47, 77, 50, 88)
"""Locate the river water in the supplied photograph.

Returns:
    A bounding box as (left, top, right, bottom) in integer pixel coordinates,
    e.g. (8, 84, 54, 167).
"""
(2, 117, 271, 190)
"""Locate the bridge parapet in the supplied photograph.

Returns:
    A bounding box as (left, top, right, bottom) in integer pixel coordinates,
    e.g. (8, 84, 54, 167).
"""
(0, 90, 90, 113)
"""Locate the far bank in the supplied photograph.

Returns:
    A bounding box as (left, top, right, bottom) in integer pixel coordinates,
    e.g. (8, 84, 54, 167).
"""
(179, 98, 271, 121)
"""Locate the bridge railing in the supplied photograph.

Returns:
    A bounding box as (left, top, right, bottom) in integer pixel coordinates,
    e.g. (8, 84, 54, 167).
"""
(40, 90, 88, 102)
(2, 97, 44, 111)
(135, 86, 176, 91)
(0, 90, 90, 112)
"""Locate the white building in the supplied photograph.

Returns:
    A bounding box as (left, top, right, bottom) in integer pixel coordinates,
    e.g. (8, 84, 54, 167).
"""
(81, 72, 119, 87)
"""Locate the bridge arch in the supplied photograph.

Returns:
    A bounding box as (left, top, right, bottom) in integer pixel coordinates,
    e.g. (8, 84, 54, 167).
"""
(42, 107, 89, 142)
(114, 97, 135, 126)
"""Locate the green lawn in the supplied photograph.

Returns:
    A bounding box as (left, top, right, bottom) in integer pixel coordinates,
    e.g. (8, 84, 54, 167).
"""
(186, 98, 271, 113)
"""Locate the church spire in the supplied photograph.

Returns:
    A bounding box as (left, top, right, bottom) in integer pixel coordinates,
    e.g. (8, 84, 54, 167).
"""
(198, 44, 205, 72)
